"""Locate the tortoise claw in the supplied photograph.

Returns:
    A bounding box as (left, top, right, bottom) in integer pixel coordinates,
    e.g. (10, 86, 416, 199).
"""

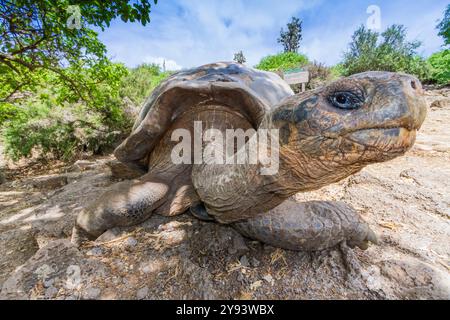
(366, 228, 378, 245)
(348, 227, 379, 250)
(71, 225, 96, 247)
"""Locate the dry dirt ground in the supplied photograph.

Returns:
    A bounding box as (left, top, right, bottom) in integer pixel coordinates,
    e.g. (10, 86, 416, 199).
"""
(0, 89, 449, 300)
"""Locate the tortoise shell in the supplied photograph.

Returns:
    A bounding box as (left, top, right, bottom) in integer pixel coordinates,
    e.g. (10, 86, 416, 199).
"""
(114, 62, 293, 171)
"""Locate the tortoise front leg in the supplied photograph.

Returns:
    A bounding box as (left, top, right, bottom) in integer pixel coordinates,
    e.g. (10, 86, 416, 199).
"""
(71, 173, 169, 246)
(232, 199, 377, 251)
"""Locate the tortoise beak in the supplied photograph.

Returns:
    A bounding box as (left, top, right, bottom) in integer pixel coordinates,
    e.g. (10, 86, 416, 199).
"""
(399, 75, 427, 131)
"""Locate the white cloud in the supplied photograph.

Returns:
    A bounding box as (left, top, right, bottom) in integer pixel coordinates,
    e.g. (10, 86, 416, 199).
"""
(99, 0, 323, 68)
(98, 0, 447, 69)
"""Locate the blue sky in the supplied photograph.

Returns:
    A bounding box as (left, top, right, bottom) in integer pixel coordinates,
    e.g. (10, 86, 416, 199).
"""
(98, 0, 448, 70)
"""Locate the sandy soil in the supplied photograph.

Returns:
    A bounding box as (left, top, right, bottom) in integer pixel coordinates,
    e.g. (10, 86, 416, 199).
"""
(0, 89, 448, 300)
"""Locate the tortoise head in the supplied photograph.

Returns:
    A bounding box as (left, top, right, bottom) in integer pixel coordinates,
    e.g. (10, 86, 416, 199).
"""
(271, 71, 427, 190)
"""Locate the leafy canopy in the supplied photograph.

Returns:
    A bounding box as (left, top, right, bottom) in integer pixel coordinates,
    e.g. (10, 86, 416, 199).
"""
(0, 0, 157, 105)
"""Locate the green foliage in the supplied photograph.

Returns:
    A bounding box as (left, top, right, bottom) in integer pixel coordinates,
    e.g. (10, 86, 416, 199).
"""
(1, 61, 173, 162)
(0, 1, 160, 162)
(437, 4, 450, 46)
(255, 52, 308, 72)
(278, 17, 303, 53)
(0, 62, 132, 161)
(233, 51, 246, 64)
(428, 50, 450, 85)
(342, 24, 431, 81)
(2, 101, 120, 161)
(330, 64, 346, 78)
(0, 0, 157, 104)
(119, 63, 172, 106)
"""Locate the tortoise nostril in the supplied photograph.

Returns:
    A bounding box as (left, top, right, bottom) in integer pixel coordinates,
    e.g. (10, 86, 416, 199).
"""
(410, 81, 417, 90)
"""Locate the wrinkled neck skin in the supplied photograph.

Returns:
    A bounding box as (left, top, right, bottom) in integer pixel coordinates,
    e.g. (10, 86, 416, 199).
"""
(258, 114, 365, 198)
(194, 107, 365, 223)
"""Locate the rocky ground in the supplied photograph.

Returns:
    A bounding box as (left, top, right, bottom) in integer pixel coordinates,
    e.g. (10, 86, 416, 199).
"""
(0, 89, 449, 300)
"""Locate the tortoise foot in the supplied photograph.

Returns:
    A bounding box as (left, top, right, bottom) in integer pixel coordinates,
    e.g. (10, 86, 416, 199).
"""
(232, 199, 378, 251)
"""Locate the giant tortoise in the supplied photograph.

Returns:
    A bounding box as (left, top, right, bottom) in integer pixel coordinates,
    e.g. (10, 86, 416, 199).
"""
(72, 62, 427, 251)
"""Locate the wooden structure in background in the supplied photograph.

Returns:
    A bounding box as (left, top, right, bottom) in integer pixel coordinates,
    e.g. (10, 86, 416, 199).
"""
(282, 69, 309, 92)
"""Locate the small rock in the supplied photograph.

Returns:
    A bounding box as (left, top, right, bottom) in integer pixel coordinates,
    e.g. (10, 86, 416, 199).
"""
(263, 274, 275, 286)
(250, 280, 263, 290)
(228, 234, 249, 255)
(35, 234, 56, 249)
(86, 247, 103, 257)
(69, 160, 97, 172)
(139, 260, 164, 274)
(43, 277, 55, 288)
(31, 174, 68, 190)
(45, 286, 59, 299)
(240, 255, 250, 267)
(84, 287, 101, 300)
(251, 257, 260, 267)
(136, 286, 149, 299)
(430, 98, 450, 109)
(124, 237, 138, 248)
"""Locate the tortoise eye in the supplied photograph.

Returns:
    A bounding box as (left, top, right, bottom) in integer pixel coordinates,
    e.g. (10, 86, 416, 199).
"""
(329, 92, 364, 110)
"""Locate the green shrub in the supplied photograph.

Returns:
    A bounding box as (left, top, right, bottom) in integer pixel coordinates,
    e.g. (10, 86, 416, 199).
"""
(428, 50, 450, 85)
(2, 101, 120, 161)
(1, 63, 132, 162)
(255, 52, 308, 72)
(330, 64, 346, 78)
(0, 103, 21, 127)
(342, 24, 432, 81)
(120, 63, 172, 105)
(1, 62, 174, 162)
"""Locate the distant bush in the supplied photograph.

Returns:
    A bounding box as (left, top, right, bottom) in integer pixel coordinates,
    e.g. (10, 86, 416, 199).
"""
(255, 52, 308, 72)
(2, 101, 121, 162)
(330, 64, 346, 78)
(342, 24, 431, 81)
(1, 63, 173, 162)
(120, 63, 172, 106)
(305, 61, 334, 89)
(427, 50, 450, 85)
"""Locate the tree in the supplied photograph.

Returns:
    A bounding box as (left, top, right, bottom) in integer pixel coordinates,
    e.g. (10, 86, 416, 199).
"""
(437, 4, 450, 46)
(277, 17, 302, 53)
(342, 24, 430, 81)
(0, 0, 157, 105)
(233, 50, 246, 64)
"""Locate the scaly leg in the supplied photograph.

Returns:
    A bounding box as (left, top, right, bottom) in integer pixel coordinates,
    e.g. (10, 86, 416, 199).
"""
(232, 199, 377, 251)
(71, 173, 169, 246)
